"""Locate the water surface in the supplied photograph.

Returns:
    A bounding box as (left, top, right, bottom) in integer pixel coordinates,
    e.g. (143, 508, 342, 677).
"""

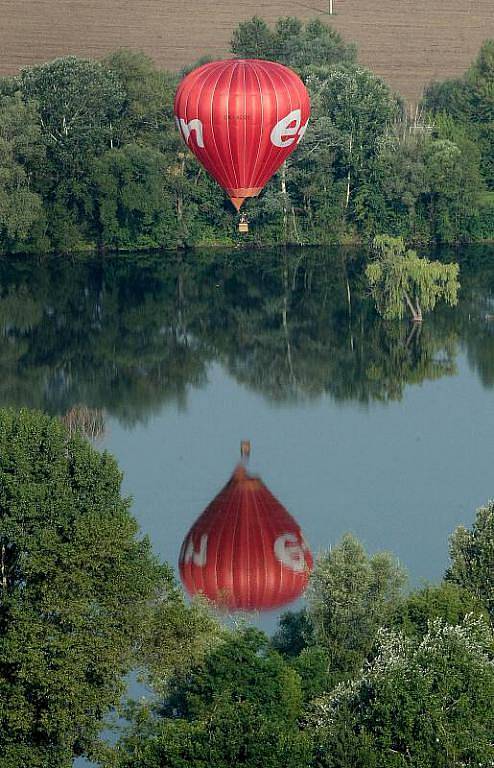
(2, 245, 494, 630)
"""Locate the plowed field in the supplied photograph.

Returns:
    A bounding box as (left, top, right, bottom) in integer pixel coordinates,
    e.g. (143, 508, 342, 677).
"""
(2, 0, 494, 102)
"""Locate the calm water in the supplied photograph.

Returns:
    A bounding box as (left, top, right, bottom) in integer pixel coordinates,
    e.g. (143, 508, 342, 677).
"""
(3, 245, 494, 633)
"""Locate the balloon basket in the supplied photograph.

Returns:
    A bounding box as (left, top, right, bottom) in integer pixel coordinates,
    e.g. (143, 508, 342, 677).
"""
(238, 215, 249, 234)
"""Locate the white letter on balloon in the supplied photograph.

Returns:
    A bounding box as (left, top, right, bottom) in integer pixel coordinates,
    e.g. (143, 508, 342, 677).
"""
(176, 117, 205, 149)
(182, 534, 208, 567)
(270, 110, 302, 148)
(270, 111, 309, 147)
(274, 533, 306, 572)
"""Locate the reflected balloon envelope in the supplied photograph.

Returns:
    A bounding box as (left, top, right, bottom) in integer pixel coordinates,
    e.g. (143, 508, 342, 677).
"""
(179, 461, 313, 611)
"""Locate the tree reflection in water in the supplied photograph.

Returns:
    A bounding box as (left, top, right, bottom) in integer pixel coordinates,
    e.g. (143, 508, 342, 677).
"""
(0, 246, 491, 425)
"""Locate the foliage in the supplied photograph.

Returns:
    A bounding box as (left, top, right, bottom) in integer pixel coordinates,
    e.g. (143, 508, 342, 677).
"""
(0, 93, 45, 247)
(366, 235, 460, 320)
(389, 581, 489, 637)
(231, 16, 356, 73)
(93, 143, 173, 249)
(20, 56, 125, 161)
(164, 627, 302, 722)
(108, 701, 312, 768)
(0, 408, 165, 767)
(423, 39, 494, 192)
(307, 533, 407, 681)
(272, 608, 316, 657)
(311, 616, 494, 768)
(137, 583, 225, 694)
(446, 500, 494, 621)
(108, 628, 311, 768)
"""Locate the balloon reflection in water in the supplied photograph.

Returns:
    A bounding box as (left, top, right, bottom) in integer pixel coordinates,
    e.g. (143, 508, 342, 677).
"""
(179, 444, 313, 612)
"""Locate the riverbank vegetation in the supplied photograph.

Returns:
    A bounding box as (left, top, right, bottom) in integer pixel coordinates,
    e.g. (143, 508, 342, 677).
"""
(0, 17, 494, 254)
(1, 409, 492, 766)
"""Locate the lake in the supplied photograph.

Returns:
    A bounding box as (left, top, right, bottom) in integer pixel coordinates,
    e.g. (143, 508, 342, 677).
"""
(2, 244, 494, 634)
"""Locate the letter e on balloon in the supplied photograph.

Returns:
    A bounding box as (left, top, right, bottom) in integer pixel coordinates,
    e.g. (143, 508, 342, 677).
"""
(181, 534, 208, 567)
(270, 109, 309, 148)
(274, 533, 307, 572)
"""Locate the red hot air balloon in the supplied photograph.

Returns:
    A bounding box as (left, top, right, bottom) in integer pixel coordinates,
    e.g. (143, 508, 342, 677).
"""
(179, 444, 313, 612)
(174, 59, 310, 213)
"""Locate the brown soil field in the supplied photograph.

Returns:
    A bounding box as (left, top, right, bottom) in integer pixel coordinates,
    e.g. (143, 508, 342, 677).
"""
(1, 0, 494, 102)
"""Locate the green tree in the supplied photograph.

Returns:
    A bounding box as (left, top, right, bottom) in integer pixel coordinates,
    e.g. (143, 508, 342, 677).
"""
(17, 57, 127, 251)
(446, 500, 494, 621)
(366, 235, 460, 321)
(272, 608, 316, 657)
(307, 533, 407, 681)
(231, 16, 275, 59)
(389, 581, 489, 637)
(423, 78, 471, 121)
(311, 616, 494, 768)
(165, 628, 302, 723)
(102, 49, 176, 147)
(138, 583, 224, 695)
(0, 408, 165, 767)
(109, 628, 311, 768)
(307, 66, 400, 217)
(422, 39, 494, 190)
(108, 700, 311, 768)
(355, 122, 483, 243)
(231, 16, 356, 73)
(0, 93, 45, 250)
(20, 56, 125, 160)
(93, 143, 175, 250)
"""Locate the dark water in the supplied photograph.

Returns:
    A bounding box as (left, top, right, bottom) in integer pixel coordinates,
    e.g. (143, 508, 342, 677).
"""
(2, 245, 494, 635)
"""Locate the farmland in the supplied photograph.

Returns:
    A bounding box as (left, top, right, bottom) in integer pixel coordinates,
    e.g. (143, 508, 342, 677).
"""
(1, 0, 494, 103)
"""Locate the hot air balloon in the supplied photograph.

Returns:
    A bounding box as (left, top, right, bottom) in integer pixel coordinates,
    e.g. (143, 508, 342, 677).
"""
(179, 442, 313, 612)
(174, 59, 310, 229)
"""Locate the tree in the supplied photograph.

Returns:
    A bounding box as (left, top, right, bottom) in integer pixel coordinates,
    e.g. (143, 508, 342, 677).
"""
(422, 78, 471, 122)
(164, 628, 302, 723)
(0, 93, 45, 250)
(307, 533, 407, 681)
(272, 608, 316, 658)
(20, 57, 125, 161)
(422, 39, 494, 191)
(307, 66, 400, 215)
(311, 616, 494, 768)
(109, 629, 311, 768)
(0, 409, 165, 767)
(366, 235, 460, 321)
(446, 500, 494, 622)
(355, 122, 483, 243)
(231, 17, 356, 73)
(231, 16, 275, 59)
(389, 581, 489, 637)
(102, 49, 175, 147)
(93, 143, 175, 250)
(137, 583, 224, 695)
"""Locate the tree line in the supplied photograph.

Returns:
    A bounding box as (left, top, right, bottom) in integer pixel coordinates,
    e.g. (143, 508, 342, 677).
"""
(0, 408, 493, 767)
(0, 17, 493, 254)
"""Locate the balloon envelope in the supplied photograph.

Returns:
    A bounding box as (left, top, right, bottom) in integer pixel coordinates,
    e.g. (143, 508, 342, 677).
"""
(179, 464, 313, 611)
(174, 59, 311, 210)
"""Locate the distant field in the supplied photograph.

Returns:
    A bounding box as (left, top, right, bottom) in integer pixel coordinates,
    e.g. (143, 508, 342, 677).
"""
(2, 0, 494, 102)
